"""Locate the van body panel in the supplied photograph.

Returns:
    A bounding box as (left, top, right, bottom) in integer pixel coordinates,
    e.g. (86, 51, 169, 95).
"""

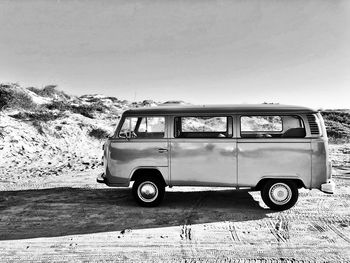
(106, 139, 169, 186)
(237, 139, 312, 188)
(311, 139, 329, 189)
(170, 139, 237, 186)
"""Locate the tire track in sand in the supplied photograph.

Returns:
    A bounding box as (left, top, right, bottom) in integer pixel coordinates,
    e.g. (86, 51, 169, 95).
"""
(227, 221, 241, 243)
(179, 193, 207, 240)
(266, 218, 290, 243)
(328, 224, 350, 243)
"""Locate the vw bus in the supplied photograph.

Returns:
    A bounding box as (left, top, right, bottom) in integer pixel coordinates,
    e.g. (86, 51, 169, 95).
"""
(97, 104, 335, 210)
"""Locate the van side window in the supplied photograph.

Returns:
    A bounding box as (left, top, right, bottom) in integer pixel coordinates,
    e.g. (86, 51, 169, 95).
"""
(240, 115, 305, 138)
(119, 117, 165, 139)
(241, 116, 282, 132)
(174, 116, 231, 138)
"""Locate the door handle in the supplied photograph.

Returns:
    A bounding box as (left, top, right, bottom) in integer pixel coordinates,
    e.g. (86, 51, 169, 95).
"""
(158, 148, 168, 153)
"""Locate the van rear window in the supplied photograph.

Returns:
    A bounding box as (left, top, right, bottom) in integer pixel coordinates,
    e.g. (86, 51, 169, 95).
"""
(240, 115, 305, 138)
(241, 116, 282, 132)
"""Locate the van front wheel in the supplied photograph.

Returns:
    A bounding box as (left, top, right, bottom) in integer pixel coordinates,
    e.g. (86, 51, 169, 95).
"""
(261, 180, 298, 211)
(132, 176, 165, 207)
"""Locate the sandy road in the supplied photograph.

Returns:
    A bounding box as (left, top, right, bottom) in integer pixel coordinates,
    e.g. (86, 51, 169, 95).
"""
(0, 172, 350, 262)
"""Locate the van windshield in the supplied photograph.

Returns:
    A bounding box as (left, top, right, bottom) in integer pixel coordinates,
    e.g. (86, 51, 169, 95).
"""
(119, 116, 165, 139)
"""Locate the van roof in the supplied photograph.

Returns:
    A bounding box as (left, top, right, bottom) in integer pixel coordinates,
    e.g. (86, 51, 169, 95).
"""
(123, 104, 317, 115)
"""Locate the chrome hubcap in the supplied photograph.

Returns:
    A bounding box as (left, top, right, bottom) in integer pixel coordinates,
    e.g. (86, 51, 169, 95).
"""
(269, 183, 292, 205)
(138, 181, 158, 202)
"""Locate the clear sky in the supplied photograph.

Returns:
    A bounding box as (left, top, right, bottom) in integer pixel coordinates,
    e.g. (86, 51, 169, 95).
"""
(1, 0, 349, 109)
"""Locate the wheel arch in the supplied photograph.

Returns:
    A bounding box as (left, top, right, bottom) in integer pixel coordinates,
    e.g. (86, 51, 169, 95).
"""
(130, 167, 167, 186)
(254, 177, 306, 191)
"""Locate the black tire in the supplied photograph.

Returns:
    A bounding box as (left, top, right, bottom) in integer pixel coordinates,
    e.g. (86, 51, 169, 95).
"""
(132, 176, 165, 207)
(261, 180, 298, 211)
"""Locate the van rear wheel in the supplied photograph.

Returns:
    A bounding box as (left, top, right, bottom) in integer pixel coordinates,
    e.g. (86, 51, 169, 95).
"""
(261, 180, 298, 211)
(132, 176, 165, 207)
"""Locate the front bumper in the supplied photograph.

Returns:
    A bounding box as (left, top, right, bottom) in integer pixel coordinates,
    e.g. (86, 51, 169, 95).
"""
(96, 173, 106, 184)
(321, 179, 335, 194)
(96, 172, 125, 187)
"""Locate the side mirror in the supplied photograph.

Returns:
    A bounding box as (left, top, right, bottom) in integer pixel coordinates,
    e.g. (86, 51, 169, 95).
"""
(118, 132, 129, 140)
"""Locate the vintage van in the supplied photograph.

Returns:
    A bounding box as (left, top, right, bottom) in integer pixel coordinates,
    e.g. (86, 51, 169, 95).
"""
(97, 104, 335, 210)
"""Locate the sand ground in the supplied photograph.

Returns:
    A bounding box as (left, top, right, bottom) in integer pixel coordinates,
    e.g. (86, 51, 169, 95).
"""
(0, 167, 349, 262)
